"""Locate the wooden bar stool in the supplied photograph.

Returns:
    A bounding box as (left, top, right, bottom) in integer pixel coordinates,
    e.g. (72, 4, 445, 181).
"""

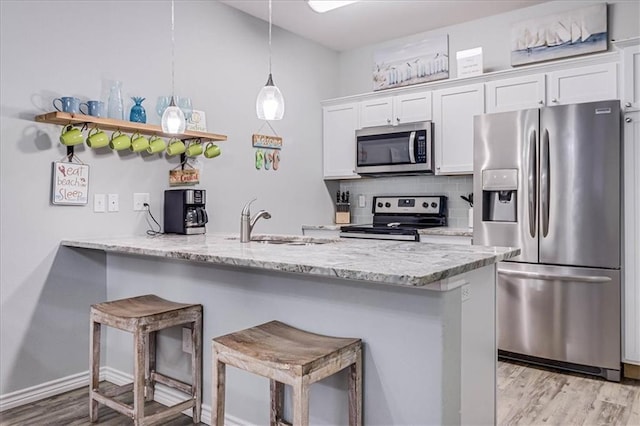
(212, 320, 362, 426)
(89, 294, 202, 425)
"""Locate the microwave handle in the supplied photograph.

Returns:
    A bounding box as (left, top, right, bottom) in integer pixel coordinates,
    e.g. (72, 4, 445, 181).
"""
(408, 131, 416, 163)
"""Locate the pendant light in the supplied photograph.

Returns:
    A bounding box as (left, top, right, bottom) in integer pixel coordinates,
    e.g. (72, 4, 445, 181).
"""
(161, 0, 186, 134)
(256, 0, 285, 121)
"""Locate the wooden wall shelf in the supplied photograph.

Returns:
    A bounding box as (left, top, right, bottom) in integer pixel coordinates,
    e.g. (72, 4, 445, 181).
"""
(35, 111, 227, 143)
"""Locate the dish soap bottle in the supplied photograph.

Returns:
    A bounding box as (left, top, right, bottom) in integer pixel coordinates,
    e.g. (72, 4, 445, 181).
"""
(107, 80, 124, 120)
(129, 97, 147, 123)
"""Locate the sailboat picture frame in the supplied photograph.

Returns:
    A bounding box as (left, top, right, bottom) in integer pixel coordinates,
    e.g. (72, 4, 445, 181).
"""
(510, 4, 607, 66)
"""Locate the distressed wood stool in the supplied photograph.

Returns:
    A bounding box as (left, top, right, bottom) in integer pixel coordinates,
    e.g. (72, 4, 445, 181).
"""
(89, 294, 202, 425)
(212, 320, 362, 426)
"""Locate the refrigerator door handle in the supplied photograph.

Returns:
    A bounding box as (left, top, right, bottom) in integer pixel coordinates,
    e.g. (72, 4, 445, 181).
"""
(541, 128, 550, 237)
(498, 269, 612, 283)
(528, 129, 537, 238)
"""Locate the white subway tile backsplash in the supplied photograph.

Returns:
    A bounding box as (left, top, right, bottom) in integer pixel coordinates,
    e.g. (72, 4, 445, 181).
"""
(340, 174, 473, 225)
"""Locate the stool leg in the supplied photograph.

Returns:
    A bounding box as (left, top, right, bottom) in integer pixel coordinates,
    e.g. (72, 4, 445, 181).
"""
(89, 320, 100, 423)
(211, 347, 226, 426)
(348, 347, 363, 426)
(145, 331, 156, 402)
(270, 379, 284, 426)
(292, 378, 310, 426)
(191, 317, 202, 423)
(133, 328, 146, 425)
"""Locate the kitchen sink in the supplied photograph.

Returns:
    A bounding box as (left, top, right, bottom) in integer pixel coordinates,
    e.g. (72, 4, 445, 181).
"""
(226, 235, 335, 245)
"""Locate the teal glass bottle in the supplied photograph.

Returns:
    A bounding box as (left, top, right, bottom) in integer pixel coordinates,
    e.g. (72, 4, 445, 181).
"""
(129, 97, 147, 123)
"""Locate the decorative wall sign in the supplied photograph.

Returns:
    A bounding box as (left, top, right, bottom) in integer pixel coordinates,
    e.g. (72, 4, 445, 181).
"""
(373, 35, 449, 91)
(252, 133, 283, 149)
(253, 133, 282, 171)
(456, 47, 483, 78)
(51, 161, 89, 205)
(186, 110, 207, 132)
(169, 168, 200, 186)
(510, 4, 607, 66)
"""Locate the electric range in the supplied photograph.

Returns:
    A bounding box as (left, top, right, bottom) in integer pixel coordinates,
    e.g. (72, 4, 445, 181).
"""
(340, 195, 447, 242)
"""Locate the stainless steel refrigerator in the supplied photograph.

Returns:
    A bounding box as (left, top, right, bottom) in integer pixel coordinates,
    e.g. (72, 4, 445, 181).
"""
(473, 100, 621, 381)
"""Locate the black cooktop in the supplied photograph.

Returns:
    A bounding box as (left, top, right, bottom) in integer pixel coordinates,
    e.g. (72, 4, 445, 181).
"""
(339, 195, 447, 242)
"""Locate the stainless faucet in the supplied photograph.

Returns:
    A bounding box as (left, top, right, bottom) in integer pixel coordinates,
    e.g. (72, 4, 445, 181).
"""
(240, 198, 271, 242)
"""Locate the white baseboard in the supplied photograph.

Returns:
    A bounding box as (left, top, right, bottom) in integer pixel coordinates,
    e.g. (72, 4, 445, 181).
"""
(0, 367, 250, 426)
(0, 369, 94, 412)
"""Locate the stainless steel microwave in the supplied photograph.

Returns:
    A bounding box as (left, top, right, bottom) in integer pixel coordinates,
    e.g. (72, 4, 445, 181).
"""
(355, 121, 433, 175)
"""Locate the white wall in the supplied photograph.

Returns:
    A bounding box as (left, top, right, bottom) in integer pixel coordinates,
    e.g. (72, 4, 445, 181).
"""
(0, 0, 339, 395)
(338, 0, 640, 96)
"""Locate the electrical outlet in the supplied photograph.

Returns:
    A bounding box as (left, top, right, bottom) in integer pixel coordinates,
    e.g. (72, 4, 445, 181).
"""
(182, 327, 193, 354)
(133, 193, 150, 211)
(94, 194, 106, 213)
(461, 284, 471, 302)
(108, 194, 119, 212)
(358, 194, 366, 208)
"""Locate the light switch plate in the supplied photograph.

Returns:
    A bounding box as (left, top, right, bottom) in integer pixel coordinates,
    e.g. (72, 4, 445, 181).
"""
(108, 194, 119, 212)
(94, 194, 106, 213)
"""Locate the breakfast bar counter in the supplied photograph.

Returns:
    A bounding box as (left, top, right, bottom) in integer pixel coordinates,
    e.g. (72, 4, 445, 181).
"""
(61, 233, 514, 289)
(62, 234, 518, 425)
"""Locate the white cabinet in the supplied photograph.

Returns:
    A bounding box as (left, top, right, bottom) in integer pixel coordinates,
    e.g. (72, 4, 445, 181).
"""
(546, 63, 617, 105)
(433, 83, 484, 175)
(360, 96, 393, 127)
(485, 74, 545, 113)
(624, 110, 640, 365)
(394, 92, 433, 125)
(622, 43, 640, 111)
(322, 103, 359, 179)
(360, 91, 432, 127)
(486, 64, 617, 113)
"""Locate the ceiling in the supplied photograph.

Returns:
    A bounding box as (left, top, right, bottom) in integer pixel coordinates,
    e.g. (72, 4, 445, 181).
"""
(221, 0, 549, 52)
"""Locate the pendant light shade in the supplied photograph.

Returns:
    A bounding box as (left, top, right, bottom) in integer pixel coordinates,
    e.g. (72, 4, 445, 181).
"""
(162, 97, 186, 134)
(256, 73, 285, 120)
(257, 0, 284, 121)
(161, 0, 186, 134)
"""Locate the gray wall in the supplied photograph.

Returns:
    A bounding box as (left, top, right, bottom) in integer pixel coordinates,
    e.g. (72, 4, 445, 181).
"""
(337, 0, 640, 217)
(0, 0, 338, 395)
(338, 0, 640, 96)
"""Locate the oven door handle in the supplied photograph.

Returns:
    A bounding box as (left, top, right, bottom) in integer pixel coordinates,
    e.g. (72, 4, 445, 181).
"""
(408, 131, 416, 163)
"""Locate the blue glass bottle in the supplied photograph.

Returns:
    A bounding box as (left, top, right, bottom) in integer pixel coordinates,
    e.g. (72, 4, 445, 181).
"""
(129, 97, 147, 123)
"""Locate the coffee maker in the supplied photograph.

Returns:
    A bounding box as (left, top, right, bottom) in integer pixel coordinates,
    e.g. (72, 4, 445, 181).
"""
(164, 189, 208, 234)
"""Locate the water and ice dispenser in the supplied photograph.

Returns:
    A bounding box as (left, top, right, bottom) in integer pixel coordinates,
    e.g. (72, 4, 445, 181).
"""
(482, 169, 518, 222)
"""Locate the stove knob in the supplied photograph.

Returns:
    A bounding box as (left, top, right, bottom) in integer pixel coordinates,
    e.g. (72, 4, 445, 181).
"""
(431, 202, 437, 208)
(422, 202, 429, 208)
(385, 202, 391, 208)
(377, 202, 383, 208)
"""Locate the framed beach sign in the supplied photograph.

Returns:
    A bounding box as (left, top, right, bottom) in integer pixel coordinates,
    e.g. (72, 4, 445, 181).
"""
(373, 35, 449, 91)
(510, 4, 607, 66)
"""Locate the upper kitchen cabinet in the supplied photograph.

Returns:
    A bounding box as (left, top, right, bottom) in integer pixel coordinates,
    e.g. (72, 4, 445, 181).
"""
(546, 63, 617, 106)
(359, 91, 432, 128)
(433, 83, 484, 175)
(485, 74, 545, 113)
(621, 43, 640, 111)
(322, 102, 360, 179)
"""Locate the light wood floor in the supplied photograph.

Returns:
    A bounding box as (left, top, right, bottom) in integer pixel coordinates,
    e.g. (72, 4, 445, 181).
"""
(1, 362, 638, 425)
(498, 361, 640, 425)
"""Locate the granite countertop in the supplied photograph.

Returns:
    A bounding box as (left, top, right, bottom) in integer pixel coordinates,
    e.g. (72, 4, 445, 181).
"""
(302, 224, 473, 237)
(61, 233, 518, 290)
